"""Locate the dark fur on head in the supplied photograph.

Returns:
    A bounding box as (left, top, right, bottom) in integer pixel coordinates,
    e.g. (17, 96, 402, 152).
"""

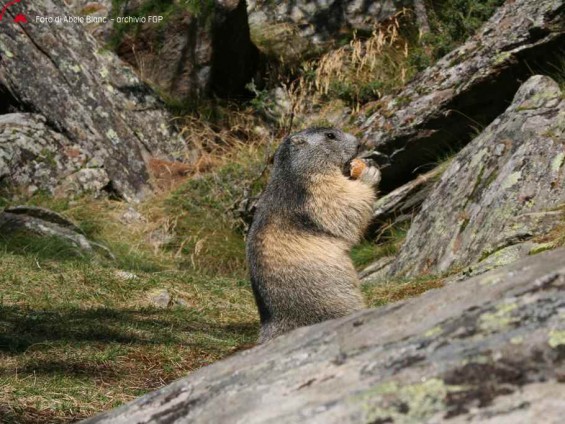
(273, 127, 360, 178)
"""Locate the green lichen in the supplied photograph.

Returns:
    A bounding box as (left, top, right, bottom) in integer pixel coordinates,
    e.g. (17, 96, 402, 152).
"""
(500, 171, 522, 191)
(424, 326, 443, 338)
(493, 51, 511, 66)
(100, 67, 109, 79)
(356, 378, 450, 423)
(0, 41, 14, 58)
(548, 330, 565, 348)
(479, 301, 519, 332)
(529, 242, 556, 256)
(551, 152, 565, 173)
(510, 336, 524, 345)
(106, 129, 120, 145)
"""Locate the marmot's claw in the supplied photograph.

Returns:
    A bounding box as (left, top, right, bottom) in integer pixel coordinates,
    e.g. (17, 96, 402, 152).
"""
(359, 165, 381, 186)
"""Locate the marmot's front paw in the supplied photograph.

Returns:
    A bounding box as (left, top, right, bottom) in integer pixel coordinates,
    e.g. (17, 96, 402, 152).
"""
(358, 164, 381, 186)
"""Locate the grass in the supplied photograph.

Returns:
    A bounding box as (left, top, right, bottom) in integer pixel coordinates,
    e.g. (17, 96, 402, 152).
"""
(0, 230, 257, 423)
(350, 222, 410, 270)
(363, 275, 446, 307)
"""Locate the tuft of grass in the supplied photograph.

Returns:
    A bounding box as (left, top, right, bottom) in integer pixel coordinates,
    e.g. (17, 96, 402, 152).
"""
(362, 275, 445, 307)
(351, 222, 410, 270)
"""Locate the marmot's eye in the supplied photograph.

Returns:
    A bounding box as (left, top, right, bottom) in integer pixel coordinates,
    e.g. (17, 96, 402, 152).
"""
(326, 132, 336, 140)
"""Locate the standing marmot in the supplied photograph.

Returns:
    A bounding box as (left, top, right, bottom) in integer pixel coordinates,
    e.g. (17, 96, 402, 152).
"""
(246, 127, 381, 343)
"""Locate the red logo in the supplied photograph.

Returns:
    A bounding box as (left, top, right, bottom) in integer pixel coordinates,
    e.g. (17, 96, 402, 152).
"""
(0, 0, 27, 24)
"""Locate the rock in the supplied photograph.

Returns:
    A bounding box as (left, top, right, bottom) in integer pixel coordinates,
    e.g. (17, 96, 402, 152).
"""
(359, 0, 565, 192)
(389, 75, 565, 278)
(359, 255, 395, 283)
(82, 248, 565, 423)
(114, 0, 259, 101)
(0, 206, 113, 258)
(115, 270, 139, 281)
(119, 207, 146, 225)
(0, 113, 111, 198)
(372, 164, 445, 228)
(148, 289, 171, 309)
(0, 0, 189, 201)
(67, 0, 113, 41)
(248, 0, 401, 57)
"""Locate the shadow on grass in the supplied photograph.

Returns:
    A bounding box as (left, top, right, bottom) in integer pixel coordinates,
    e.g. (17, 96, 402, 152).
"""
(0, 305, 257, 355)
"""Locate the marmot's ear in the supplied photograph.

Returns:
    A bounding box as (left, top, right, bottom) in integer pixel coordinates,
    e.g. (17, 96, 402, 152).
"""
(290, 136, 307, 146)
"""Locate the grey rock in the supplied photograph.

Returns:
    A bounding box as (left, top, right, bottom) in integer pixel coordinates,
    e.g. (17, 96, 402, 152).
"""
(359, 0, 565, 192)
(148, 289, 171, 309)
(0, 0, 188, 201)
(389, 75, 564, 278)
(67, 0, 113, 42)
(372, 164, 445, 227)
(115, 270, 139, 281)
(0, 113, 110, 198)
(0, 206, 113, 258)
(359, 255, 395, 283)
(119, 207, 147, 225)
(83, 248, 565, 423)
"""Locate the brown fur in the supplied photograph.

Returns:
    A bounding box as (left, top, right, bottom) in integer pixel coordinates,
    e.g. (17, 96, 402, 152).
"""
(247, 128, 380, 343)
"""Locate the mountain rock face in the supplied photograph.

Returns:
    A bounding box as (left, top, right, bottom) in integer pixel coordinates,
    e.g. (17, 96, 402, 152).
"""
(247, 0, 403, 62)
(71, 0, 259, 101)
(0, 0, 188, 201)
(248, 0, 400, 43)
(359, 0, 564, 192)
(389, 75, 564, 278)
(83, 248, 565, 423)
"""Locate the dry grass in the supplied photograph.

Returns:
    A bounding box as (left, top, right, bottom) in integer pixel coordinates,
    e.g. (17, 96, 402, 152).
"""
(363, 276, 445, 307)
(281, 10, 412, 123)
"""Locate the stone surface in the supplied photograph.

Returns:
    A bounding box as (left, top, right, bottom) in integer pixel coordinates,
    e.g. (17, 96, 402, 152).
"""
(359, 255, 395, 283)
(0, 113, 111, 198)
(147, 289, 172, 309)
(113, 0, 258, 101)
(0, 206, 113, 257)
(0, 0, 188, 201)
(248, 0, 401, 47)
(389, 75, 564, 278)
(83, 248, 565, 423)
(359, 0, 565, 192)
(372, 164, 445, 228)
(66, 0, 113, 41)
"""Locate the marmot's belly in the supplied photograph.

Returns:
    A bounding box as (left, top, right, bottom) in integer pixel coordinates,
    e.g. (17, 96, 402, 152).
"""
(257, 228, 363, 321)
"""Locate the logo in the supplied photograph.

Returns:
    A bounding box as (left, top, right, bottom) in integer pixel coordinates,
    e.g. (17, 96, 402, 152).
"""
(0, 0, 27, 24)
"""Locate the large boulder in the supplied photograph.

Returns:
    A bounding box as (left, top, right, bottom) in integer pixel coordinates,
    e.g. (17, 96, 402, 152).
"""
(359, 0, 565, 192)
(388, 75, 564, 278)
(0, 0, 188, 201)
(83, 248, 565, 423)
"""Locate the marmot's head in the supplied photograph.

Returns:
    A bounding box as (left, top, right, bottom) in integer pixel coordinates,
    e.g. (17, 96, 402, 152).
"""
(273, 127, 360, 177)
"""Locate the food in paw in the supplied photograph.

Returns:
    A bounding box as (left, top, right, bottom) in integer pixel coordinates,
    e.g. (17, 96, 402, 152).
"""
(350, 159, 367, 179)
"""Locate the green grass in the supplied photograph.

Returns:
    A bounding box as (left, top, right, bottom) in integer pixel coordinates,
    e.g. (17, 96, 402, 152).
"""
(350, 222, 410, 270)
(0, 252, 257, 423)
(0, 176, 260, 422)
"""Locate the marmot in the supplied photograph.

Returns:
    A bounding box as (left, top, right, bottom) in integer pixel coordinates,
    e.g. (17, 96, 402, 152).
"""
(246, 127, 381, 343)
